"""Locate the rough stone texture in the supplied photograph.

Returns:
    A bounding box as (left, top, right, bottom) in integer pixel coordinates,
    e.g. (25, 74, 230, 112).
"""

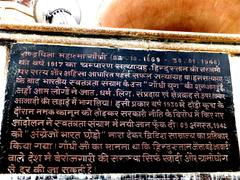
(98, 0, 240, 34)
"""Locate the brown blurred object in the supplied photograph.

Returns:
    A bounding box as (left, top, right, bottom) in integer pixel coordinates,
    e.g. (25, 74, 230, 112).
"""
(0, 0, 34, 23)
(98, 0, 240, 33)
(1, 0, 33, 7)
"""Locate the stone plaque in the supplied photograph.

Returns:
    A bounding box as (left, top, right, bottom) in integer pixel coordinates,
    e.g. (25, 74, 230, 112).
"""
(0, 43, 239, 173)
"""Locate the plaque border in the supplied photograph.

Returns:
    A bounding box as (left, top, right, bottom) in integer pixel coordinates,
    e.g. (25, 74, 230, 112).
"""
(0, 24, 239, 175)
